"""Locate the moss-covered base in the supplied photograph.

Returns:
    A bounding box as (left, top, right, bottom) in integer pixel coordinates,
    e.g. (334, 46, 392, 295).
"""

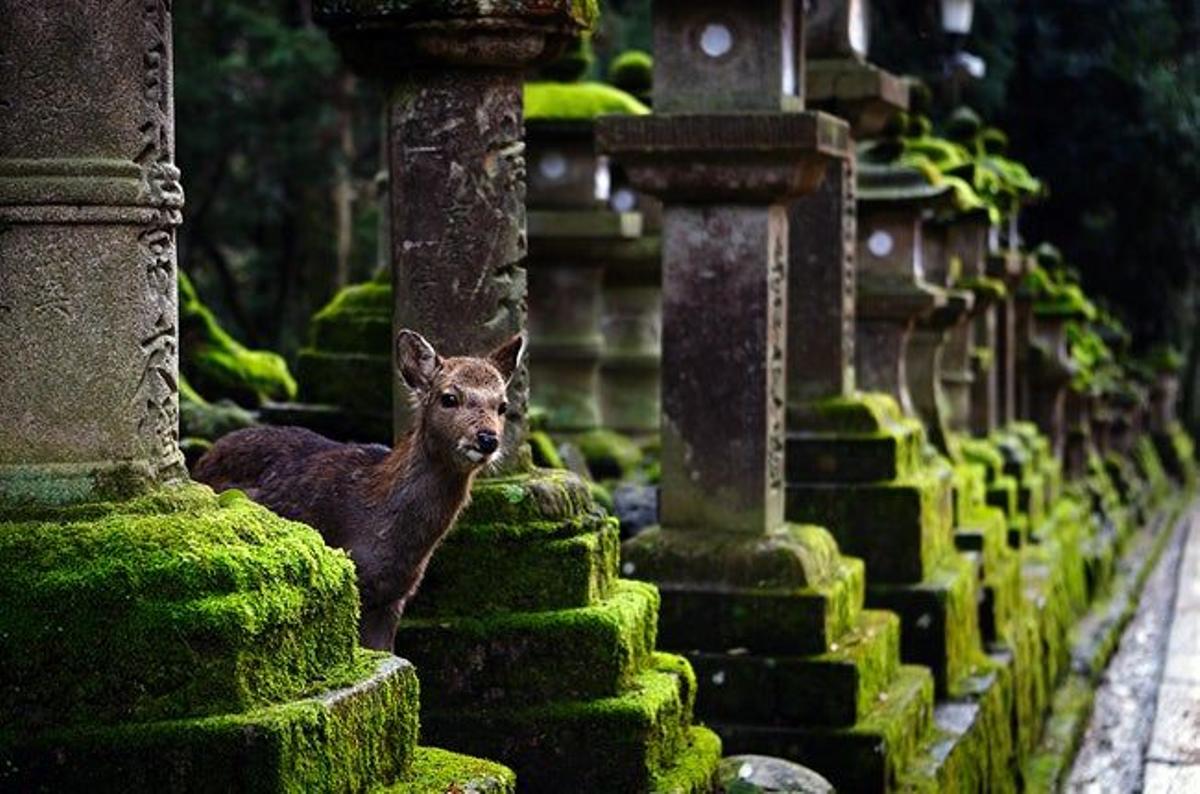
(711, 665, 936, 794)
(3, 652, 416, 793)
(421, 654, 710, 793)
(385, 747, 516, 794)
(866, 554, 987, 698)
(0, 484, 360, 730)
(686, 610, 901, 728)
(399, 470, 721, 792)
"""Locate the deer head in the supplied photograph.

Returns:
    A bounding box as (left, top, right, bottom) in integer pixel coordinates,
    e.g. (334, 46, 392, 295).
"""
(396, 329, 524, 473)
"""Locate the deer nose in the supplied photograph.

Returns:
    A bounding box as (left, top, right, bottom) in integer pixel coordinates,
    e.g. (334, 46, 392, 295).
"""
(476, 431, 499, 454)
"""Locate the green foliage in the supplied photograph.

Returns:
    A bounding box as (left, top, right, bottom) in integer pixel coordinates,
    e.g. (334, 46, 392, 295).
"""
(524, 81, 650, 120)
(180, 271, 298, 405)
(608, 50, 653, 98)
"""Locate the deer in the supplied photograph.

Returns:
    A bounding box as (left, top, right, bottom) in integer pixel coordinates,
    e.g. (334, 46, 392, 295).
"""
(192, 329, 523, 651)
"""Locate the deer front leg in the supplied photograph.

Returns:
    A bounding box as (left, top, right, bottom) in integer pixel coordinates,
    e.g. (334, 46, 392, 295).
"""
(358, 601, 401, 651)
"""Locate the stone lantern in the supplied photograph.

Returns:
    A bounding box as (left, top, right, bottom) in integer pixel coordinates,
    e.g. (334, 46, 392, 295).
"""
(1027, 307, 1079, 461)
(315, 3, 723, 789)
(972, 248, 1024, 435)
(854, 161, 952, 417)
(907, 212, 976, 456)
(525, 112, 643, 437)
(940, 212, 995, 436)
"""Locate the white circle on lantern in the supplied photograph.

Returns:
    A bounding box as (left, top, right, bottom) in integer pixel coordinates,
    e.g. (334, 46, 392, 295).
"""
(699, 24, 733, 58)
(868, 230, 894, 257)
(611, 187, 637, 213)
(539, 151, 568, 181)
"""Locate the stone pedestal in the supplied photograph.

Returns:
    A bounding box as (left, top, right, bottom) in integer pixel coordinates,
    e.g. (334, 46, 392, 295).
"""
(0, 4, 510, 791)
(315, 3, 720, 789)
(526, 119, 642, 435)
(599, 229, 662, 437)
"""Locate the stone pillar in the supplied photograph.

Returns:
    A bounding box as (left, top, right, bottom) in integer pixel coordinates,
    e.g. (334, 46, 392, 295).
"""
(1028, 312, 1076, 460)
(940, 216, 992, 435)
(0, 5, 516, 791)
(525, 119, 642, 435)
(0, 1, 186, 504)
(316, 5, 723, 790)
(973, 250, 1024, 435)
(906, 216, 975, 457)
(854, 164, 949, 417)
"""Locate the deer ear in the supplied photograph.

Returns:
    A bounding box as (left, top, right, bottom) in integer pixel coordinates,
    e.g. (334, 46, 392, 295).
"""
(488, 333, 525, 386)
(396, 330, 442, 393)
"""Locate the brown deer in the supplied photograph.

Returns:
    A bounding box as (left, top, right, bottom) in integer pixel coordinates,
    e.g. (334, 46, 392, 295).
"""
(192, 329, 523, 651)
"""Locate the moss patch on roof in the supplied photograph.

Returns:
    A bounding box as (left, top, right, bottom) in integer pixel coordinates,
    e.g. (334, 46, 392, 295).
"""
(525, 81, 649, 120)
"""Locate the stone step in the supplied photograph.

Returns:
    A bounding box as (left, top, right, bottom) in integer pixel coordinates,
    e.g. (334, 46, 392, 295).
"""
(0, 485, 361, 732)
(649, 727, 723, 794)
(785, 421, 925, 483)
(399, 580, 659, 708)
(651, 555, 865, 656)
(899, 667, 1016, 794)
(686, 609, 901, 728)
(380, 746, 516, 793)
(420, 653, 703, 793)
(786, 469, 956, 585)
(407, 471, 616, 617)
(709, 664, 936, 794)
(5, 653, 417, 792)
(867, 553, 984, 698)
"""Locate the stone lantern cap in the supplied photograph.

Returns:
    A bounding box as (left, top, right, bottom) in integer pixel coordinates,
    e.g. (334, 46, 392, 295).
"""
(313, 0, 596, 68)
(596, 112, 849, 202)
(806, 61, 910, 139)
(856, 160, 956, 208)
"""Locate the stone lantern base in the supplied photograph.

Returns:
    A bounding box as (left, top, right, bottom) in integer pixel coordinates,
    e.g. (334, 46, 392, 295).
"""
(0, 483, 513, 792)
(397, 470, 721, 792)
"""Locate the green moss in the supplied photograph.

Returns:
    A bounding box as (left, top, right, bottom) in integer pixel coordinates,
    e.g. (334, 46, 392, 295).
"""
(399, 580, 660, 708)
(0, 483, 360, 731)
(651, 726, 722, 794)
(411, 524, 618, 617)
(3, 652, 417, 793)
(608, 50, 653, 98)
(575, 427, 644, 479)
(308, 280, 393, 354)
(1022, 674, 1093, 794)
(456, 470, 603, 534)
(389, 746, 516, 793)
(524, 81, 650, 120)
(421, 657, 700, 792)
(527, 430, 565, 470)
(179, 271, 297, 405)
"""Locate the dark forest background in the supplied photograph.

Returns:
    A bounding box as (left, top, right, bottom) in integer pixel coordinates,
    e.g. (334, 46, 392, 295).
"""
(174, 0, 1200, 428)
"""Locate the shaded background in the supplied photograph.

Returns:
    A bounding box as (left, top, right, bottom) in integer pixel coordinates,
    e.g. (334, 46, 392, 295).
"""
(174, 0, 1200, 428)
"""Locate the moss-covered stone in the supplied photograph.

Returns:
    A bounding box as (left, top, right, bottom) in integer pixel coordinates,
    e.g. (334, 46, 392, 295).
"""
(295, 350, 391, 413)
(574, 427, 645, 480)
(0, 483, 359, 731)
(387, 746, 516, 794)
(686, 610, 901, 728)
(786, 469, 955, 584)
(609, 50, 653, 100)
(650, 726, 722, 794)
(409, 521, 618, 617)
(307, 280, 393, 354)
(399, 580, 659, 708)
(420, 655, 699, 793)
(524, 81, 649, 120)
(786, 423, 924, 483)
(712, 665, 936, 794)
(527, 429, 565, 470)
(179, 272, 297, 406)
(867, 555, 986, 698)
(2, 652, 416, 793)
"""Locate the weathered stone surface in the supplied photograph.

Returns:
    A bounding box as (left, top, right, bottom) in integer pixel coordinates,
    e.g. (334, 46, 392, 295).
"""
(0, 0, 186, 503)
(806, 60, 909, 139)
(788, 158, 857, 405)
(717, 754, 835, 794)
(600, 234, 662, 435)
(651, 0, 806, 114)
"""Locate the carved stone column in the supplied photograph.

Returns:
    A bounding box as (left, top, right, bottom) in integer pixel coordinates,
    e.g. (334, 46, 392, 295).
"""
(0, 1, 186, 503)
(854, 163, 949, 416)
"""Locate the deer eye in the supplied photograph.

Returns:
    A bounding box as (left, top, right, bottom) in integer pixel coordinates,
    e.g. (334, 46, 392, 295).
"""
(439, 393, 459, 408)
(497, 401, 508, 416)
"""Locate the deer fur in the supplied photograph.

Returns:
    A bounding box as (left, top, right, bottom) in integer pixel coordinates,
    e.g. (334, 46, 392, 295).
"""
(192, 329, 523, 651)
